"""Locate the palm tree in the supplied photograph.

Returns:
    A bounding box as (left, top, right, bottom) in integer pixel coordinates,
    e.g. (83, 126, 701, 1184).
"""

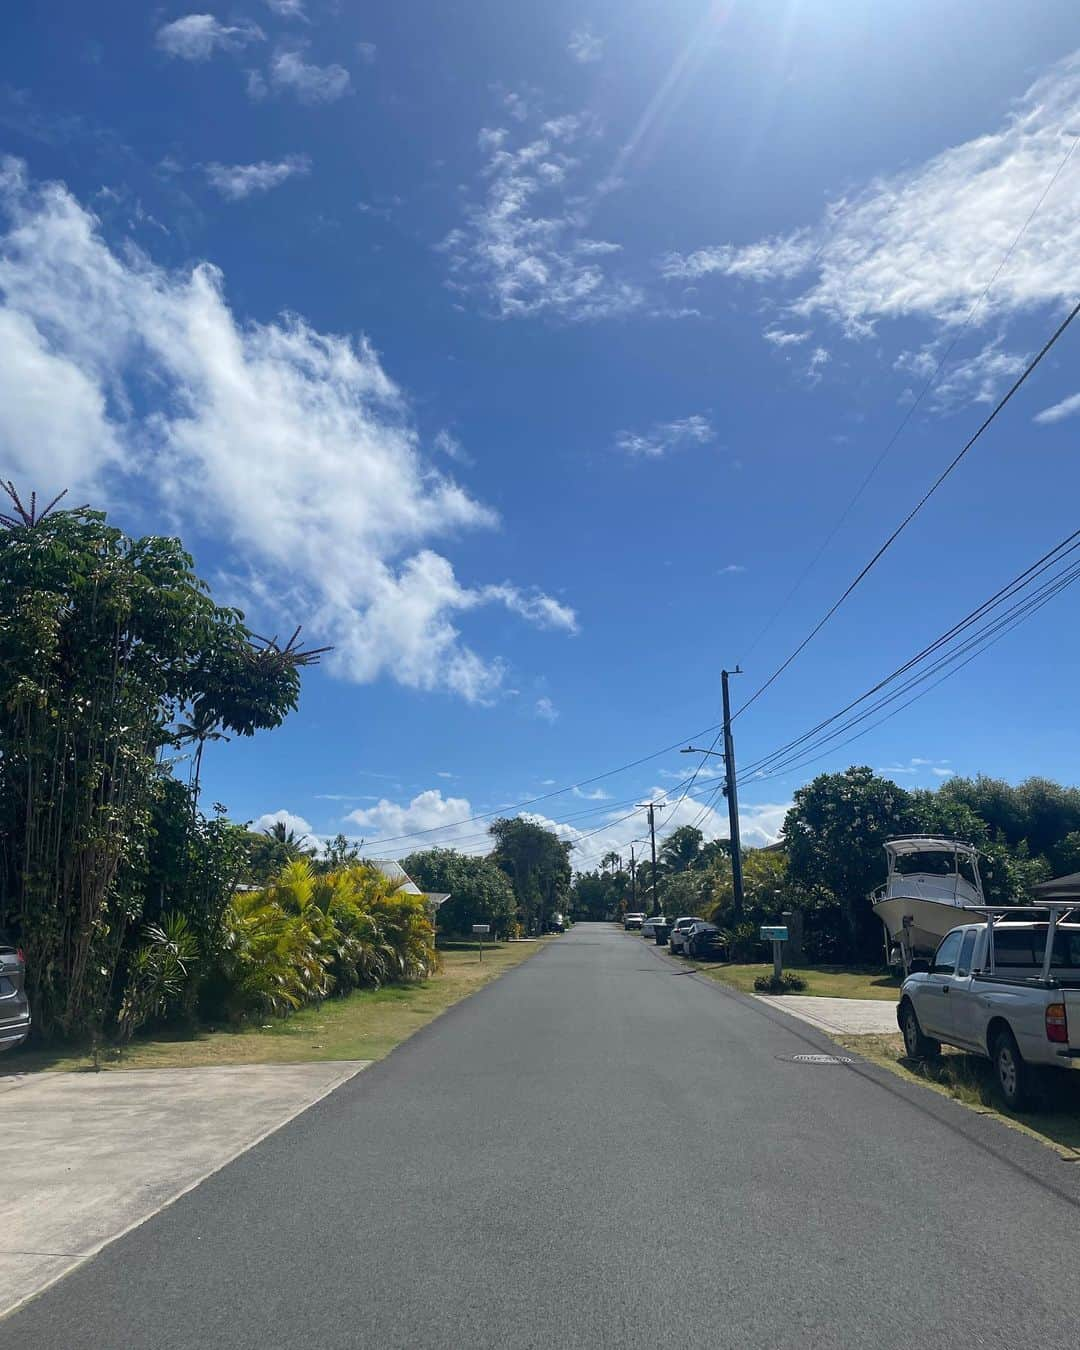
(658, 826, 704, 875)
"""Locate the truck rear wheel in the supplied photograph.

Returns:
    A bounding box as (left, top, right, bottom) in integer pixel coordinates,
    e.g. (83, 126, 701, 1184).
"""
(991, 1028, 1031, 1111)
(900, 1001, 939, 1060)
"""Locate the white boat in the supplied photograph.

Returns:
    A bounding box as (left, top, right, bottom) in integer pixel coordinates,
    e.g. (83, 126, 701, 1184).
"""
(870, 836, 985, 969)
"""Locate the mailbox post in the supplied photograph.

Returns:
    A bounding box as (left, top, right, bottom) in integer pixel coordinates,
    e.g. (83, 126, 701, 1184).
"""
(472, 923, 491, 962)
(759, 925, 789, 980)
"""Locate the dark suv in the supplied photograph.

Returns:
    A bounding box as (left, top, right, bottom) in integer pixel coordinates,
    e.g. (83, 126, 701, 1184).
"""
(0, 944, 31, 1051)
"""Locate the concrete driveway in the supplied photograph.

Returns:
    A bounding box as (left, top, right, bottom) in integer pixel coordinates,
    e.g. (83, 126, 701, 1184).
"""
(754, 993, 900, 1035)
(0, 1060, 368, 1318)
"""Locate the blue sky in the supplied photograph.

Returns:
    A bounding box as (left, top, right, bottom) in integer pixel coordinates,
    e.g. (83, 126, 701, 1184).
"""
(4, 1, 1080, 867)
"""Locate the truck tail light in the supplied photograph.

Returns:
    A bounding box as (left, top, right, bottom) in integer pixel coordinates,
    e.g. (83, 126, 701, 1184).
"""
(1046, 1002, 1068, 1043)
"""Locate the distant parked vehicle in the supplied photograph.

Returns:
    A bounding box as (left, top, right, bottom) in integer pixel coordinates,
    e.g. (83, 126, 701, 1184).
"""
(641, 916, 668, 939)
(0, 942, 31, 1051)
(623, 913, 645, 931)
(547, 914, 566, 933)
(685, 922, 727, 961)
(668, 916, 704, 955)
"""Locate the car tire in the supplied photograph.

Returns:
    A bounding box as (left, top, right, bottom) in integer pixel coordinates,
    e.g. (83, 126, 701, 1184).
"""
(991, 1027, 1031, 1111)
(899, 1000, 940, 1060)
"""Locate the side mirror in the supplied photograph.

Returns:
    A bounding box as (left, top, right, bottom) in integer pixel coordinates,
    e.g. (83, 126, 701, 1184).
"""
(907, 958, 930, 975)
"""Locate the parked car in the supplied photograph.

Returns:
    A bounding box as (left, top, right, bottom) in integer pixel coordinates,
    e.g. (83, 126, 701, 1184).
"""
(898, 915, 1080, 1110)
(547, 913, 566, 933)
(685, 921, 727, 961)
(623, 913, 645, 931)
(641, 916, 668, 939)
(0, 943, 31, 1051)
(668, 916, 704, 955)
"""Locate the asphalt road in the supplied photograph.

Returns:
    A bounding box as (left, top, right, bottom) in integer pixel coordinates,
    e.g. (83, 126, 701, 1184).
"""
(11, 923, 1080, 1348)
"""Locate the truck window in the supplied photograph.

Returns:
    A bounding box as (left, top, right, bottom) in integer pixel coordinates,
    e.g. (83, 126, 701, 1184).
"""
(956, 930, 976, 976)
(932, 930, 964, 974)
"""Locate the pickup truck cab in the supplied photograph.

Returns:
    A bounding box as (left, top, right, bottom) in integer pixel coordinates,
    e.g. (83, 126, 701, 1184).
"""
(898, 917, 1080, 1109)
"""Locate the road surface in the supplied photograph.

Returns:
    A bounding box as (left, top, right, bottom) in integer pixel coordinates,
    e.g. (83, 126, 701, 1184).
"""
(9, 923, 1080, 1348)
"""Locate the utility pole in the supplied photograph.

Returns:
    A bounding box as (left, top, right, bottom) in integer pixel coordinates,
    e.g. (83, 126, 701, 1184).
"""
(636, 802, 667, 915)
(629, 844, 637, 912)
(721, 667, 745, 923)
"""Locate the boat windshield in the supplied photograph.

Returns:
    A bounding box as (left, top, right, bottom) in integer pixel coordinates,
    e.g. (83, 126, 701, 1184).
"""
(892, 850, 979, 889)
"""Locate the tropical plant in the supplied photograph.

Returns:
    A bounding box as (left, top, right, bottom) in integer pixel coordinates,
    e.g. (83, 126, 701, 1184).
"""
(0, 486, 324, 1038)
(115, 913, 199, 1044)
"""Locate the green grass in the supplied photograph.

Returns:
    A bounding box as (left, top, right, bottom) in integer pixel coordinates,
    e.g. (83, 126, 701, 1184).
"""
(840, 1032, 1080, 1157)
(691, 961, 902, 1001)
(5, 938, 551, 1075)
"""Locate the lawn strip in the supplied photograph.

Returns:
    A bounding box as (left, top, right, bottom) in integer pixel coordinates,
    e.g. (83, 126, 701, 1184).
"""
(8, 939, 552, 1074)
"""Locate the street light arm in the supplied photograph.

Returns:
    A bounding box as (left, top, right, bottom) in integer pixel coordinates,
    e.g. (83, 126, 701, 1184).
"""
(681, 745, 724, 758)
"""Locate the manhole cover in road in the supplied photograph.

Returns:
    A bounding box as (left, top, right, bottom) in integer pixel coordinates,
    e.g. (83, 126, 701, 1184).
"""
(785, 1053, 857, 1065)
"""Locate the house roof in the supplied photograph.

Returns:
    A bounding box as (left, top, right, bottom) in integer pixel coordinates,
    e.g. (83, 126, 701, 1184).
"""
(368, 858, 423, 894)
(1032, 872, 1080, 899)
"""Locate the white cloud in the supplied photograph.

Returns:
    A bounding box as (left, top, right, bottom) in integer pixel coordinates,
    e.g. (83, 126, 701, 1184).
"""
(1034, 390, 1080, 424)
(547, 791, 793, 873)
(896, 339, 1026, 410)
(876, 758, 954, 780)
(442, 112, 642, 320)
(568, 26, 603, 64)
(763, 326, 811, 347)
(502, 91, 529, 122)
(614, 414, 713, 457)
(662, 232, 814, 283)
(252, 809, 318, 850)
(660, 54, 1080, 338)
(0, 158, 574, 703)
(356, 42, 376, 64)
(486, 586, 577, 632)
(345, 789, 484, 851)
(572, 786, 609, 800)
(535, 696, 559, 723)
(157, 14, 264, 60)
(805, 345, 830, 386)
(432, 428, 472, 465)
(204, 155, 311, 201)
(718, 563, 745, 575)
(265, 0, 306, 15)
(0, 307, 122, 493)
(266, 49, 351, 103)
(436, 771, 456, 780)
(342, 785, 791, 866)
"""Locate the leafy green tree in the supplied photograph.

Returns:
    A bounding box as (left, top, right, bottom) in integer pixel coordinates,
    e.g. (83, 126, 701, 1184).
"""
(489, 817, 572, 933)
(0, 487, 321, 1038)
(658, 825, 704, 875)
(401, 847, 517, 938)
(659, 869, 710, 915)
(782, 766, 910, 960)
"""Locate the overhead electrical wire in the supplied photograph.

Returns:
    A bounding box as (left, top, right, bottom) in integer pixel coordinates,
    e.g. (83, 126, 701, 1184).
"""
(737, 530, 1080, 786)
(740, 134, 1080, 666)
(730, 294, 1080, 725)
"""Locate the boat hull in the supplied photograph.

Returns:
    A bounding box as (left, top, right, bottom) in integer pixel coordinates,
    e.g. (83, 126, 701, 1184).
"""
(872, 895, 976, 956)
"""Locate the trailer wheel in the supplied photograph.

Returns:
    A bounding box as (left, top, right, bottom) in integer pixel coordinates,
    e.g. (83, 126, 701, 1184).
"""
(991, 1028, 1031, 1111)
(900, 1000, 939, 1060)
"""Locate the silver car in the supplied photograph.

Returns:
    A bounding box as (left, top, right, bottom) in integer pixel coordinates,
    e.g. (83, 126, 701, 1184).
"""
(0, 944, 31, 1051)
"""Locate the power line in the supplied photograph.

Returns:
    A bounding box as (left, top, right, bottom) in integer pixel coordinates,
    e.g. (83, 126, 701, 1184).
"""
(741, 134, 1079, 665)
(731, 294, 1080, 724)
(738, 536, 1080, 786)
(738, 527, 1080, 779)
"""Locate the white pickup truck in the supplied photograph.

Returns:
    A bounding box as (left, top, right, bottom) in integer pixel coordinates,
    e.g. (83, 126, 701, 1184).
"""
(897, 909, 1080, 1110)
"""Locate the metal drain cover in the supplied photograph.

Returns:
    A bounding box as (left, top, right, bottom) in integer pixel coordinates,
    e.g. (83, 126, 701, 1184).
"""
(787, 1053, 856, 1065)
